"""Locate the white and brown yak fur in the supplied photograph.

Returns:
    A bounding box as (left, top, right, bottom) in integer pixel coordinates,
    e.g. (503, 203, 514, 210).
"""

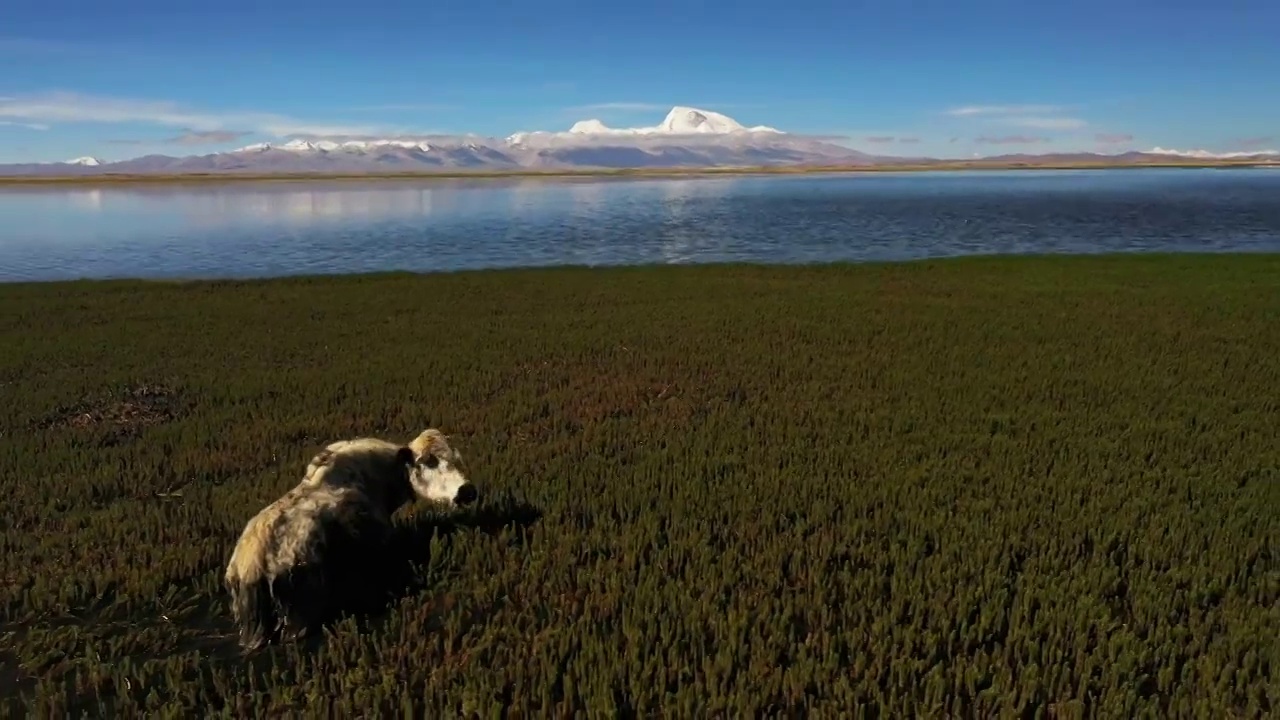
(224, 429, 472, 652)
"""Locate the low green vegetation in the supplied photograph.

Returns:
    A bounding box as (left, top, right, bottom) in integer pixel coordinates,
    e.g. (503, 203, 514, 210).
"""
(1, 255, 1277, 717)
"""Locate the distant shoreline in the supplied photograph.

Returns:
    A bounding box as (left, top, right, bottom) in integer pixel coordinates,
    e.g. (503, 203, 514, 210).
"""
(1, 158, 1276, 187)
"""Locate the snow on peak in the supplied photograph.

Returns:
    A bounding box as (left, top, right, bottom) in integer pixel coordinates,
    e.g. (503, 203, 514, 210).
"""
(66, 156, 102, 166)
(235, 138, 434, 153)
(1147, 146, 1280, 159)
(568, 119, 612, 135)
(525, 106, 783, 140)
(658, 106, 747, 134)
(225, 105, 783, 153)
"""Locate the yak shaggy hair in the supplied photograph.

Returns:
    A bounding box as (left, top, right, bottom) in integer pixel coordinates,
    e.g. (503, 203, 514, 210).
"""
(223, 429, 472, 652)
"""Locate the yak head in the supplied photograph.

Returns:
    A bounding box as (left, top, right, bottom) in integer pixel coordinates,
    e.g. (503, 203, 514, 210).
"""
(406, 428, 477, 508)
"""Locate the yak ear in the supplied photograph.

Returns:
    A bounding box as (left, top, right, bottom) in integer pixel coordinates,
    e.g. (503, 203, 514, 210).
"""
(395, 446, 415, 466)
(409, 428, 450, 459)
(309, 448, 335, 467)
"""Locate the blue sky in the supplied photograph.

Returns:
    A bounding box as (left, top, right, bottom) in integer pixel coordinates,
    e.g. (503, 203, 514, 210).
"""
(1, 0, 1277, 163)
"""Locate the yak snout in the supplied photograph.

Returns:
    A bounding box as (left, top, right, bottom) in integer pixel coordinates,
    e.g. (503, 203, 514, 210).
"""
(455, 483, 478, 506)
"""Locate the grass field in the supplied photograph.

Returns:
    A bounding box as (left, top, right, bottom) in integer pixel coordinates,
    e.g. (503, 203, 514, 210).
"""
(1, 255, 1277, 717)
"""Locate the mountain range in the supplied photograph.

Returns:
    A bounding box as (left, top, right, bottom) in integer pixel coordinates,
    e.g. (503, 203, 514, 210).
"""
(2, 106, 1277, 177)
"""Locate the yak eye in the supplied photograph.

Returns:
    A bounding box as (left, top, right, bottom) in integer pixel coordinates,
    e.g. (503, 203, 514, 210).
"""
(422, 454, 439, 469)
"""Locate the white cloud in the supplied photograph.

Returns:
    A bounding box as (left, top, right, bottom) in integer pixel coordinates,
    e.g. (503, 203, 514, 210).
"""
(0, 119, 49, 130)
(0, 91, 388, 138)
(975, 135, 1052, 145)
(1148, 146, 1280, 159)
(1005, 116, 1088, 130)
(943, 104, 1087, 132)
(944, 104, 1066, 117)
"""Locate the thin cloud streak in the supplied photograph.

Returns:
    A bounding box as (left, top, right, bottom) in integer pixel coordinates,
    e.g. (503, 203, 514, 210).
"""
(975, 135, 1051, 144)
(944, 104, 1088, 132)
(945, 104, 1066, 117)
(801, 133, 860, 142)
(1095, 133, 1134, 144)
(862, 136, 920, 144)
(1006, 116, 1087, 130)
(820, 130, 928, 146)
(165, 129, 253, 145)
(0, 91, 388, 138)
(0, 120, 49, 130)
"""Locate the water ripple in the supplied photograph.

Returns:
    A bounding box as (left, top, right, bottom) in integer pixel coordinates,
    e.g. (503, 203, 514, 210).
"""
(1, 169, 1279, 282)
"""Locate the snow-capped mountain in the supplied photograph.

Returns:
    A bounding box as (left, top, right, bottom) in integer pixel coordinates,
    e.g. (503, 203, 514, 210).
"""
(2, 106, 1277, 177)
(527, 106, 780, 140)
(1146, 146, 1280, 159)
(0, 106, 870, 175)
(505, 106, 782, 147)
(237, 138, 434, 153)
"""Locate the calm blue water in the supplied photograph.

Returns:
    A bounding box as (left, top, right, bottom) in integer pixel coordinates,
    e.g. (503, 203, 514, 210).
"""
(1, 168, 1279, 282)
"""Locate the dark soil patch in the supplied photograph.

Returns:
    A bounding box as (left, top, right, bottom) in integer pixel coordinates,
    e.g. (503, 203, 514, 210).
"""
(37, 383, 184, 435)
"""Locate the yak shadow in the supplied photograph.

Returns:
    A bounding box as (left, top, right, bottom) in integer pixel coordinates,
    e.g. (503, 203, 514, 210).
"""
(290, 493, 544, 651)
(377, 493, 544, 604)
(5, 498, 541, 717)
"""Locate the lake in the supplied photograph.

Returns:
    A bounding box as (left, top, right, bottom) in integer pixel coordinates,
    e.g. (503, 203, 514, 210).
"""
(2, 168, 1279, 283)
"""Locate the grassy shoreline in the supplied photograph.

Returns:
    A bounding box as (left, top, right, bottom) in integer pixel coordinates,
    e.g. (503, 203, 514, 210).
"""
(3, 255, 1278, 716)
(1, 157, 1277, 187)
